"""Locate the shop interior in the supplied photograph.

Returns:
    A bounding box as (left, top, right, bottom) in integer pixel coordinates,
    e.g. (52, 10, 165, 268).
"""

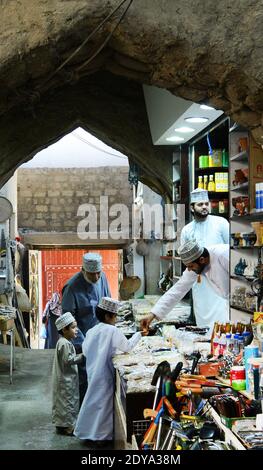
(0, 86, 263, 452)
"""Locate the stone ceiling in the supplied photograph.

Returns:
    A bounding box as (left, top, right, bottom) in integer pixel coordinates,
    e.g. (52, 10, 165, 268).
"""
(0, 0, 262, 198)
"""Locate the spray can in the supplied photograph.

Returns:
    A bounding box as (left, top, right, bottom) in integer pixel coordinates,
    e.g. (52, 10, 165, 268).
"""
(260, 182, 263, 211)
(256, 183, 260, 212)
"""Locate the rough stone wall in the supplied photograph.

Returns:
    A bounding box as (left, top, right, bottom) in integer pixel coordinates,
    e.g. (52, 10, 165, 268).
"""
(17, 167, 132, 233)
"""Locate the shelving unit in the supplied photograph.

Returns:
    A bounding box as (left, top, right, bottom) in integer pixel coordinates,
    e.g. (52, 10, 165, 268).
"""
(229, 123, 263, 322)
(230, 304, 254, 315)
(230, 182, 249, 192)
(189, 117, 230, 218)
(230, 212, 263, 222)
(230, 150, 248, 162)
(158, 149, 186, 291)
(230, 275, 255, 282)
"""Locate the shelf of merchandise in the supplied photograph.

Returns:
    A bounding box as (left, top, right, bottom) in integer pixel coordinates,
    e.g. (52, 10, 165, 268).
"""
(208, 192, 229, 198)
(230, 304, 254, 315)
(231, 245, 262, 249)
(230, 212, 263, 222)
(230, 275, 255, 283)
(230, 150, 248, 162)
(195, 167, 228, 172)
(230, 182, 249, 191)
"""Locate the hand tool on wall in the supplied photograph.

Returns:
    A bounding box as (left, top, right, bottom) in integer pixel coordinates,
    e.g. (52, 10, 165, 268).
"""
(151, 361, 171, 411)
(191, 351, 201, 374)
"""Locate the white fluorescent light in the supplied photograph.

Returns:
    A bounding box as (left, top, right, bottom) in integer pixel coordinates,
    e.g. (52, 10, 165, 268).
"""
(185, 117, 209, 123)
(200, 104, 215, 110)
(174, 126, 195, 133)
(166, 136, 185, 142)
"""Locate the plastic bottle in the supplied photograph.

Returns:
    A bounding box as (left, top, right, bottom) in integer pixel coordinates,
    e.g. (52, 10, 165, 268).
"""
(219, 333, 227, 356)
(238, 334, 245, 354)
(203, 175, 208, 190)
(198, 176, 203, 189)
(213, 333, 220, 357)
(226, 333, 234, 354)
(207, 175, 215, 191)
(233, 333, 240, 355)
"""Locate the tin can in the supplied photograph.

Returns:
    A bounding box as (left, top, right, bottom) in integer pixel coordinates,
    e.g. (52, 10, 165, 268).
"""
(230, 366, 246, 390)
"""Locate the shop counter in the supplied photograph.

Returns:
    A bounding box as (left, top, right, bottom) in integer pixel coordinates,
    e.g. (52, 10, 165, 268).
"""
(115, 368, 154, 442)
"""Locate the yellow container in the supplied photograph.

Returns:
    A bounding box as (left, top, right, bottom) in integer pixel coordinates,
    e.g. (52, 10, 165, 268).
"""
(209, 150, 223, 167)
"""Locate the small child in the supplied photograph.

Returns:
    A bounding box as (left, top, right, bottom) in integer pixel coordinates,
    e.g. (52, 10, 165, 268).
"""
(74, 297, 147, 447)
(52, 312, 83, 435)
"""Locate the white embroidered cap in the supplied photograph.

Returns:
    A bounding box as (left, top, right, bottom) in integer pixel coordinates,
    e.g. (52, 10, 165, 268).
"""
(82, 253, 102, 273)
(178, 240, 204, 265)
(190, 188, 209, 203)
(55, 312, 75, 331)
(97, 297, 121, 314)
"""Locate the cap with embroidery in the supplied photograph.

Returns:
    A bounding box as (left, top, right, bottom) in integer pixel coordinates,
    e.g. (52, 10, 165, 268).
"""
(190, 188, 209, 203)
(82, 253, 102, 273)
(178, 240, 204, 265)
(97, 297, 121, 314)
(55, 312, 75, 331)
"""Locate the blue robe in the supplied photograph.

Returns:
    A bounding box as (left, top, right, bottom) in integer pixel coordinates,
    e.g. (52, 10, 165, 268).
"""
(61, 271, 111, 347)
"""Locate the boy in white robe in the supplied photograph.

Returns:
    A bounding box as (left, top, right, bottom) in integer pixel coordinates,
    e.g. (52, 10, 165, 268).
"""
(52, 312, 84, 435)
(74, 297, 147, 447)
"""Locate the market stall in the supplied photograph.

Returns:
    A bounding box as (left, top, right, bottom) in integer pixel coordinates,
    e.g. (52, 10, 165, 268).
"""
(113, 301, 263, 450)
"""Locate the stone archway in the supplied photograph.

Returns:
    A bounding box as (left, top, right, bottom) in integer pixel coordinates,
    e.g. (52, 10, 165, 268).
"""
(0, 0, 262, 196)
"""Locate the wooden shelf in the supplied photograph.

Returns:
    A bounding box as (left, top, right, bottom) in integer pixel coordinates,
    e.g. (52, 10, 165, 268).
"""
(195, 167, 228, 172)
(230, 304, 254, 314)
(230, 212, 263, 222)
(230, 275, 255, 282)
(231, 245, 262, 249)
(207, 406, 246, 450)
(230, 182, 248, 191)
(208, 191, 229, 197)
(230, 150, 248, 162)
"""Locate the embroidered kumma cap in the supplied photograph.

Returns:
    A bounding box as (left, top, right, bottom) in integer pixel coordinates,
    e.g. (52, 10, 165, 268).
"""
(55, 312, 75, 331)
(82, 253, 102, 273)
(178, 240, 204, 265)
(97, 297, 121, 314)
(190, 188, 209, 203)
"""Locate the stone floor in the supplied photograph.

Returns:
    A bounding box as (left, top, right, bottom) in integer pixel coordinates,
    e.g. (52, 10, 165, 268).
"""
(0, 343, 130, 450)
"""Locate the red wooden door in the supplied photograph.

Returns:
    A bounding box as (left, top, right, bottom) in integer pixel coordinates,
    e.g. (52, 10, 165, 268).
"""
(41, 249, 119, 311)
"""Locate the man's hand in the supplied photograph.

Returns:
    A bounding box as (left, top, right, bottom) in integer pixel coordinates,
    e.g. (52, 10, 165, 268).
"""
(140, 313, 155, 332)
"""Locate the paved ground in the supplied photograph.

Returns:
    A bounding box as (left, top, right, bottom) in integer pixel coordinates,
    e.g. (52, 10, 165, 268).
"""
(0, 344, 129, 450)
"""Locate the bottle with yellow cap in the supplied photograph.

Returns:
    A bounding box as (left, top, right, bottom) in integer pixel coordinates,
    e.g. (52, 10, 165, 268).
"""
(198, 176, 203, 189)
(207, 175, 215, 192)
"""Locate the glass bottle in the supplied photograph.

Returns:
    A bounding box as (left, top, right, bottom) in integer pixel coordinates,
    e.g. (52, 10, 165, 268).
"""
(198, 176, 203, 189)
(207, 175, 215, 191)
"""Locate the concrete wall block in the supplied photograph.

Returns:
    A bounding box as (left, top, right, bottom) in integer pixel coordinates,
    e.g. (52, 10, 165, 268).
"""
(34, 219, 47, 228)
(35, 205, 48, 212)
(105, 189, 118, 196)
(47, 190, 60, 197)
(20, 190, 32, 198)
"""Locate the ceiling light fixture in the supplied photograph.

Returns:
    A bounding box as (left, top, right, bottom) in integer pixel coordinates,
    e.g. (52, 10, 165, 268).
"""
(166, 136, 185, 142)
(185, 117, 209, 123)
(200, 104, 215, 110)
(174, 126, 195, 133)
